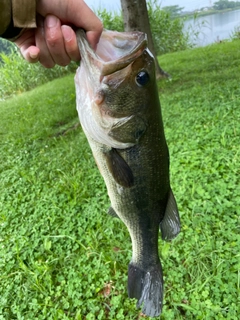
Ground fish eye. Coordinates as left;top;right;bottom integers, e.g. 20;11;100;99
135;71;150;87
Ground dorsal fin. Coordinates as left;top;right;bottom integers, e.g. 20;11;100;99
105;148;134;188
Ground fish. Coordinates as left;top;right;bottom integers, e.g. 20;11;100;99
75;29;181;317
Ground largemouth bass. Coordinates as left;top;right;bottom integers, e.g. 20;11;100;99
75;29;180;317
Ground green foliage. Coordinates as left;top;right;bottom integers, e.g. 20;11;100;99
0;50;77;100
158;40;240;318
162;5;184;18
98;1;193;55
147;1;192;54
96;8;124;31
231;25;240;40
0;40;240;318
213;0;240;10
0;38;15;55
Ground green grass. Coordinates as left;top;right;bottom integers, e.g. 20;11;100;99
0;51;77;100
0;40;240;319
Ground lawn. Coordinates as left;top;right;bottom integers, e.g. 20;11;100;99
0;40;239;319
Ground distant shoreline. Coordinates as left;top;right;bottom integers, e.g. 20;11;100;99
183;7;240;20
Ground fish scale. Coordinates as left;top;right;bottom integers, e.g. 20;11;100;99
75;29;181;317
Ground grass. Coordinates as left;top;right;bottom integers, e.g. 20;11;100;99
0;40;240;319
0;51;77;100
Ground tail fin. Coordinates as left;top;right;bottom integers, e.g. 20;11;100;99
160;188;181;241
128;262;163;317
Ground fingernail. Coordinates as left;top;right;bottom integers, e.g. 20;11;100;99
29;48;39;60
47;15;58;28
62;26;73;42
30;52;38;59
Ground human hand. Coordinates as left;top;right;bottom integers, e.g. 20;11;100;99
15;0;103;68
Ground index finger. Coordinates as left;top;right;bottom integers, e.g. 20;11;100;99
37;0;103;50
72;3;103;50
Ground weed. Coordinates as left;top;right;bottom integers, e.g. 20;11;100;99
0;41;240;319
0;50;77;100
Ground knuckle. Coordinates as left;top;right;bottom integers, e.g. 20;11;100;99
46;29;62;48
46;36;61;48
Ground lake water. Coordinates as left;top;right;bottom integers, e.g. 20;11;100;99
184;9;240;46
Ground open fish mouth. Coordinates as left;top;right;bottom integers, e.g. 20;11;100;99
76;29;147;78
96;30;147;76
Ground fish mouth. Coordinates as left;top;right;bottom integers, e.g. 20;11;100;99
76;29;147;78
97;30;147;76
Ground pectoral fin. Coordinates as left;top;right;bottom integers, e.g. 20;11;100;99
105;148;134;188
160;189;181;241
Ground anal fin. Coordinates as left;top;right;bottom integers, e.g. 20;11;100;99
108;206;119;218
160;188;181;241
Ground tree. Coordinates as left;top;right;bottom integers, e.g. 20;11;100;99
120;0;169;79
213;0;239;10
162;5;184;18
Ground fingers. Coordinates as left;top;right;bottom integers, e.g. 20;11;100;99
67;1;103;50
16;0;104;68
86;30;103;51
73;5;103;50
15;15;80;68
61;25;80;62
15;29;40;63
43;15;71;67
36;15;79;68
37;0;103;50
34;16;55;68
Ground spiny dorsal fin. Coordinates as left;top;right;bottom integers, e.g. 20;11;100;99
105;148;134;188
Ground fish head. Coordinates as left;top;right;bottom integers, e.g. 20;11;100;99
75;29;157;148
